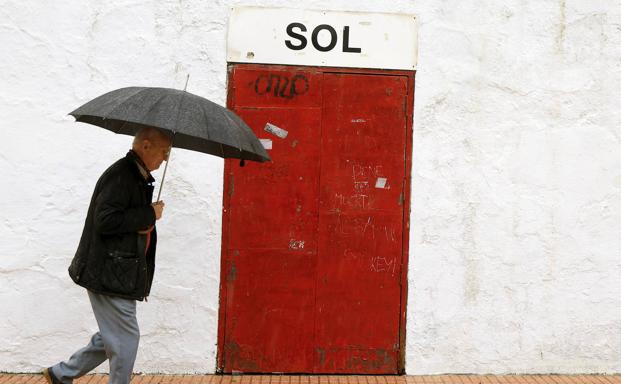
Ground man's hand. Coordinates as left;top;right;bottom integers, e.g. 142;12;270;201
151;201;165;220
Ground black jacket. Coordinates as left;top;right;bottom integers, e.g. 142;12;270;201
68;151;157;301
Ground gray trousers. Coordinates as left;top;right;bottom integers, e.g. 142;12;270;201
51;291;139;384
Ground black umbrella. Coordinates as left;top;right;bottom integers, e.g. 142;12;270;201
69;82;270;199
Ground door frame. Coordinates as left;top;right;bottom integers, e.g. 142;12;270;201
217;63;415;374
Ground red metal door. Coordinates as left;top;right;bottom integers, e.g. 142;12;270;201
314;73;407;373
219;64;412;374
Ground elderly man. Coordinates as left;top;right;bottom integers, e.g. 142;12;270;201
43;126;171;384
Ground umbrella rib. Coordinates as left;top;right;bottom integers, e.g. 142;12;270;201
93;87;145;132
171;89;186;136
198;97;211;140
103;88;147;133
217;107;243;153
140;90;175;131
109;88;172;133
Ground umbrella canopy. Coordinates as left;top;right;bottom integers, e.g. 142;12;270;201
69;86;270;163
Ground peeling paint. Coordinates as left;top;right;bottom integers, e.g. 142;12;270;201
316;347;326;365
224;341;261;371
345;349;395;371
228;262;237;282
288;239;305;250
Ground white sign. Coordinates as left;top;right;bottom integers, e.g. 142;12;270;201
227;7;417;70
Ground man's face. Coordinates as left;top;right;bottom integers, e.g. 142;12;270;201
141;137;171;171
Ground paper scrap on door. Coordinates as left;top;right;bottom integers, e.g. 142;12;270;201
265;122;288;139
375;177;388;189
259;138;273;150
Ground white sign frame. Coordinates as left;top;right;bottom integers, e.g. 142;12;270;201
227;7;418;70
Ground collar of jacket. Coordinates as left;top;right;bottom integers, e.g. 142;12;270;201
126;150;155;184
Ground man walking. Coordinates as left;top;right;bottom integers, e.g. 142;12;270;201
43;126;172;384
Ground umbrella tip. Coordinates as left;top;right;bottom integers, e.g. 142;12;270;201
239;159;245;167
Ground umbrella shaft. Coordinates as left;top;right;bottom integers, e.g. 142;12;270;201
156;154;168;202
156;134;175;202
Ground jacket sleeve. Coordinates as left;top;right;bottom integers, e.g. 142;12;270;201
93;173;156;235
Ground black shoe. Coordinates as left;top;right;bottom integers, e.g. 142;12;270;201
42;367;61;384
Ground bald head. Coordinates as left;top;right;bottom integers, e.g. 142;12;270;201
132;126;170;150
132;126;172;171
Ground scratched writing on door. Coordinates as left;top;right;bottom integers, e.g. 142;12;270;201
344;248;397;275
332;163;387;209
334;215;397;242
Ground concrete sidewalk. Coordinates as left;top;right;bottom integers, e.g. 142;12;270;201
1;374;620;384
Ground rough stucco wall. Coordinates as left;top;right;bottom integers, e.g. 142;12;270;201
0;0;230;373
406;0;621;374
1;0;620;375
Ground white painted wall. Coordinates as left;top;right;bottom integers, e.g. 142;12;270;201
1;0;620;375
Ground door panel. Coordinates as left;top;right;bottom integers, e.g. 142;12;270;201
227;108;321;251
221;65;410;374
313;74;406;373
223;248;316;372
224;104;321;372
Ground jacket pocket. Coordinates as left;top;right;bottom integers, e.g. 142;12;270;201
101;251;139;294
